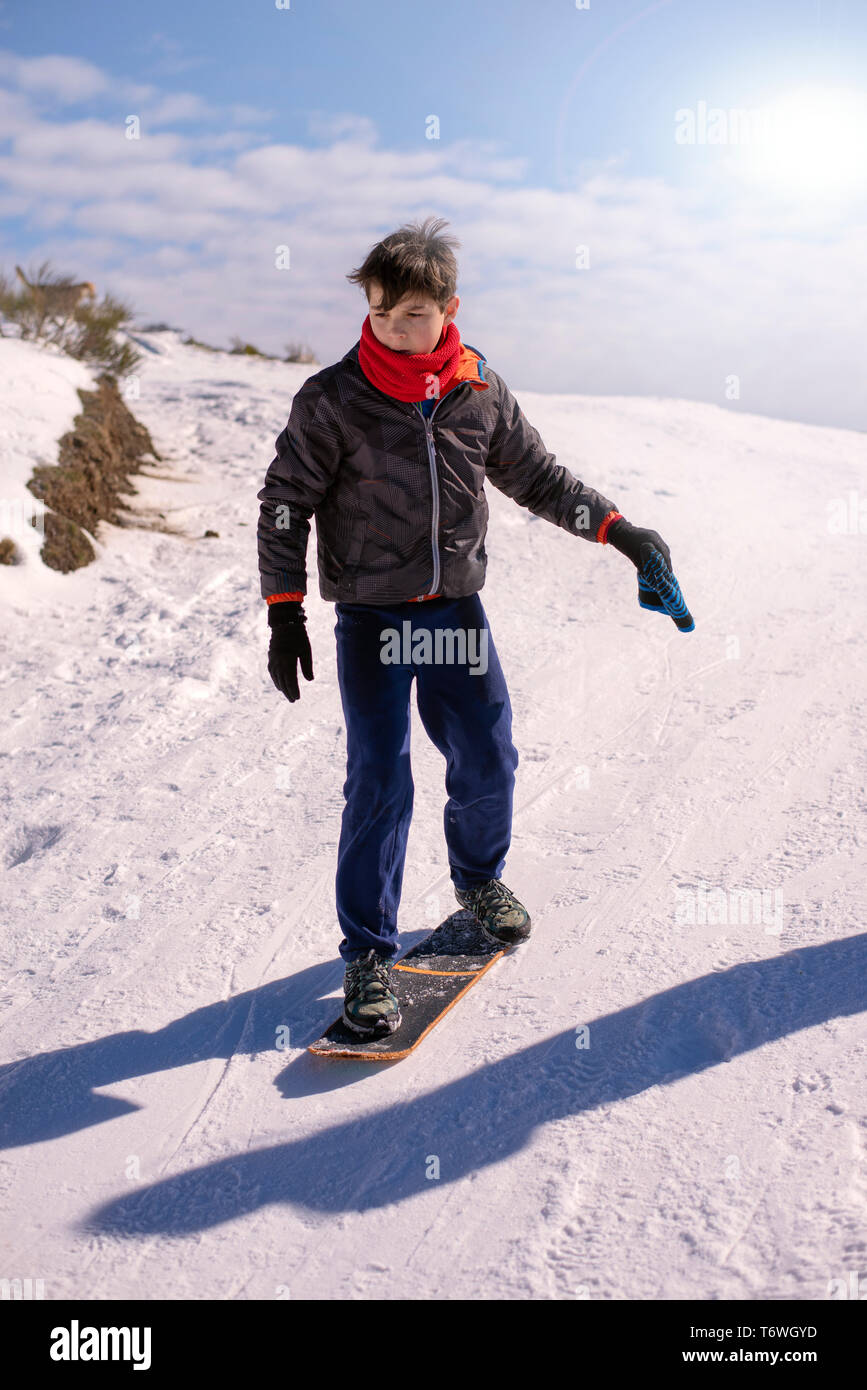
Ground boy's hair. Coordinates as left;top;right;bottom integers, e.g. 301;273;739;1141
346;215;460;312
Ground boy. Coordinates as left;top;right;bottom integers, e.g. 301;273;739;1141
257;217;674;1039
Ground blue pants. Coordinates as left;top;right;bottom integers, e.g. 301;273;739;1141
334;593;519;962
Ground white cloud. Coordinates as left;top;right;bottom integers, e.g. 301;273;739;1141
140;32;210;78
143;92;218;126
124;82;159;105
0;51;275;144
0;83;32;136
444;138;528;183
0;60;864;430
229;103;274;126
0;50;107;102
305;111;379;145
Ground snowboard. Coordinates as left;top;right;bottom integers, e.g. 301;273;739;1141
308;912;511;1061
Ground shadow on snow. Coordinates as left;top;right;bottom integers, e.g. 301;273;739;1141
0;933;862;1235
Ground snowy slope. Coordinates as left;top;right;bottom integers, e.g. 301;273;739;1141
0;338;94;593
0;329;864;1301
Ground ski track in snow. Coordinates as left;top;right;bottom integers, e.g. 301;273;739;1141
0;332;865;1300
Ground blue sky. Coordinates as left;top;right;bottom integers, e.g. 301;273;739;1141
1;0;866;428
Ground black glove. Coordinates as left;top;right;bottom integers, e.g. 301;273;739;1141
606;517;672;572
267;601;313;702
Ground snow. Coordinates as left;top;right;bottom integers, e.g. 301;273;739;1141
0;338;93;595
0;328;864;1300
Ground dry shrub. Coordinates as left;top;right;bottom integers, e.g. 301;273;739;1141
0;261;142;377
26;374;161;572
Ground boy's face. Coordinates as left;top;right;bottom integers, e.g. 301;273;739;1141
367;279;460;355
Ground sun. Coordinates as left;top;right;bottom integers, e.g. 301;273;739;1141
738;85;867;199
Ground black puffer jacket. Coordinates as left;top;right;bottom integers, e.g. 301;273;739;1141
257;339;618;605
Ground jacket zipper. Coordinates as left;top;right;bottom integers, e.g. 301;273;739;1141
390;382;471;597
415;386;463;596
422;409;441;594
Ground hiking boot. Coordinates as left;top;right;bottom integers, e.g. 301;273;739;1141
342;948;402;1037
455;879;532;945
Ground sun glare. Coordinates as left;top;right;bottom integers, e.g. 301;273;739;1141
739;86;867;198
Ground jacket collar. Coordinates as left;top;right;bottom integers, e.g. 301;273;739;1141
446;340;489;393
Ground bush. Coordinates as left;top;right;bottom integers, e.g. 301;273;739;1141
26;373;161;572
0;260;142;377
39;512;96;573
229;335;319;362
229;335;271;357
66;293;142;376
182;333;221;352
284;340;318;364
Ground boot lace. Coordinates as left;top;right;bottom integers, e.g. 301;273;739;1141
475;879;511;912
346;951;392;1002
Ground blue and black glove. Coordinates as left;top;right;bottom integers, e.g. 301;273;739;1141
607;518;695;633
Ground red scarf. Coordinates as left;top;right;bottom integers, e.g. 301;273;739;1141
357;313;462;402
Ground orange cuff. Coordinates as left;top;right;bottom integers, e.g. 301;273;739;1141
266;591;305;604
596;510;622;544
